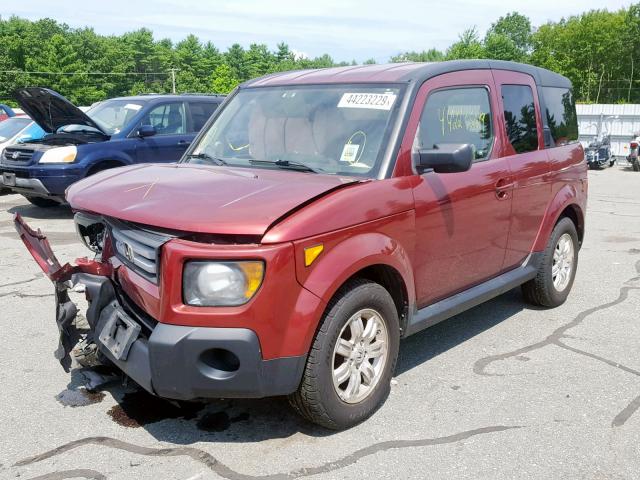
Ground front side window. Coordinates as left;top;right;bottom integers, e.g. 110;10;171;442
413;87;494;161
186;85;402;178
143;102;186;135
87;100;146;135
543;87;578;147
502;85;539;154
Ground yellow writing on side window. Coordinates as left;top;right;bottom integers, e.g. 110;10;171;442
438;106;487;136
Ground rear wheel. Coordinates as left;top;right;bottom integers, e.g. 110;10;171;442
289;279;400;430
522;217;579;307
633;161;640;172
24;195;60;208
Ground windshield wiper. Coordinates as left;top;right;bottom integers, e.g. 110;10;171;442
185;152;228;166
249;158;319;173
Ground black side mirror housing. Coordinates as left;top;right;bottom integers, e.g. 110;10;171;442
137;124;157;138
416;143;474;174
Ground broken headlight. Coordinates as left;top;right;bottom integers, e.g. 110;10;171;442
74;212;105;253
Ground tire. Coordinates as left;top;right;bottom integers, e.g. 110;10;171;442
288;279;400;430
87;161;123;177
634;162;640;172
24;195;60;208
522;217;579;307
609;159;615;167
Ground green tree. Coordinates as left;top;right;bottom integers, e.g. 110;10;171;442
446;28;486;59
211;63;239;94
390;48;444;62
0;7;637;105
484;33;523;62
486;12;532;53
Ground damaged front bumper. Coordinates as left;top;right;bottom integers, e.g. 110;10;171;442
14;214;306;400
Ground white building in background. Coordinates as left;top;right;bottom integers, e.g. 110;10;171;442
577;104;640;158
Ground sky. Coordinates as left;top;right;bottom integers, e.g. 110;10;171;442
5;0;632;63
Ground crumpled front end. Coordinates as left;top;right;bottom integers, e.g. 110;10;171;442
13;213;310;400
14;213;112;371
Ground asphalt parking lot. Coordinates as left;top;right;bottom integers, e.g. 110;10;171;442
1;164;640;480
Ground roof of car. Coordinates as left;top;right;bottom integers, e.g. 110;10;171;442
108;93;225;102
243;60;571;89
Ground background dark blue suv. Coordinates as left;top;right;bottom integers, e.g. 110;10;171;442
0;88;223;207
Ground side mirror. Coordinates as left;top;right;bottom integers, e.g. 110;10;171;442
416;143;474;174
137;124;157;138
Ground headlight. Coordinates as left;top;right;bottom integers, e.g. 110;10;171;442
183;261;264;306
39;146;77;164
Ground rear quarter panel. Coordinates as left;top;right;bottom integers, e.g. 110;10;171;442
533;143;587;251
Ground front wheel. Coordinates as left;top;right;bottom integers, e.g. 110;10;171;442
522;217;579;307
289;279;400;430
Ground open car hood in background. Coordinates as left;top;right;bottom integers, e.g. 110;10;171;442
13;87;105;134
66;163;361;236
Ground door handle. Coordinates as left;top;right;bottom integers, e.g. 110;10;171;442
178;140;191;146
495;179;514;200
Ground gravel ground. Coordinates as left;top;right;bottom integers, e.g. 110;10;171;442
1;164;639;480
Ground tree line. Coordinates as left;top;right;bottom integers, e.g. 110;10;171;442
0;5;636;106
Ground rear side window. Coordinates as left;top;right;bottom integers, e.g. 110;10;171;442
189;101;219;132
414;87;494;161
543;87;578;147
501;85;538;154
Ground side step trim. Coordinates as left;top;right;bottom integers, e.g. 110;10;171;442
404;253;542;337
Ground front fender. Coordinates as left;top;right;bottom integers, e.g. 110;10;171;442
532;182;585;251
294;210;416;317
77;143;134;170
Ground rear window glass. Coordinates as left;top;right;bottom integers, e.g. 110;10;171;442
502;85;538;154
414;87;494;161
189;102;219;132
543;87;578;147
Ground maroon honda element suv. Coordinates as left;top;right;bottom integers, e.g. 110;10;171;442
16;60;586;429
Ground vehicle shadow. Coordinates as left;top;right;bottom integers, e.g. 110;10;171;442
66;288;533;444
67;367;333;444
396;288;535;375
7;202;73;220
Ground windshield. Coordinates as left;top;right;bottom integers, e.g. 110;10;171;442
0;117;31;142
86;99;146;135
186;85;402;177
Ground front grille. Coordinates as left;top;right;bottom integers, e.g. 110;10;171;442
3;147;34;162
106;218;173;284
114;284;159;337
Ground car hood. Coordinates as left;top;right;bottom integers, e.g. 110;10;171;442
66;164;361;236
13;87;105;135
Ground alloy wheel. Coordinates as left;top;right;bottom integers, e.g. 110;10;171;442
332;308;389;404
552;233;575;292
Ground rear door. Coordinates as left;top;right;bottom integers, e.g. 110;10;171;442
403;70;514;306
492;71;550;268
135;101;192;163
186;100;220;134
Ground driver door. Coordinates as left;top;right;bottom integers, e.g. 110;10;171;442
404;70;514;306
135;102;192;163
